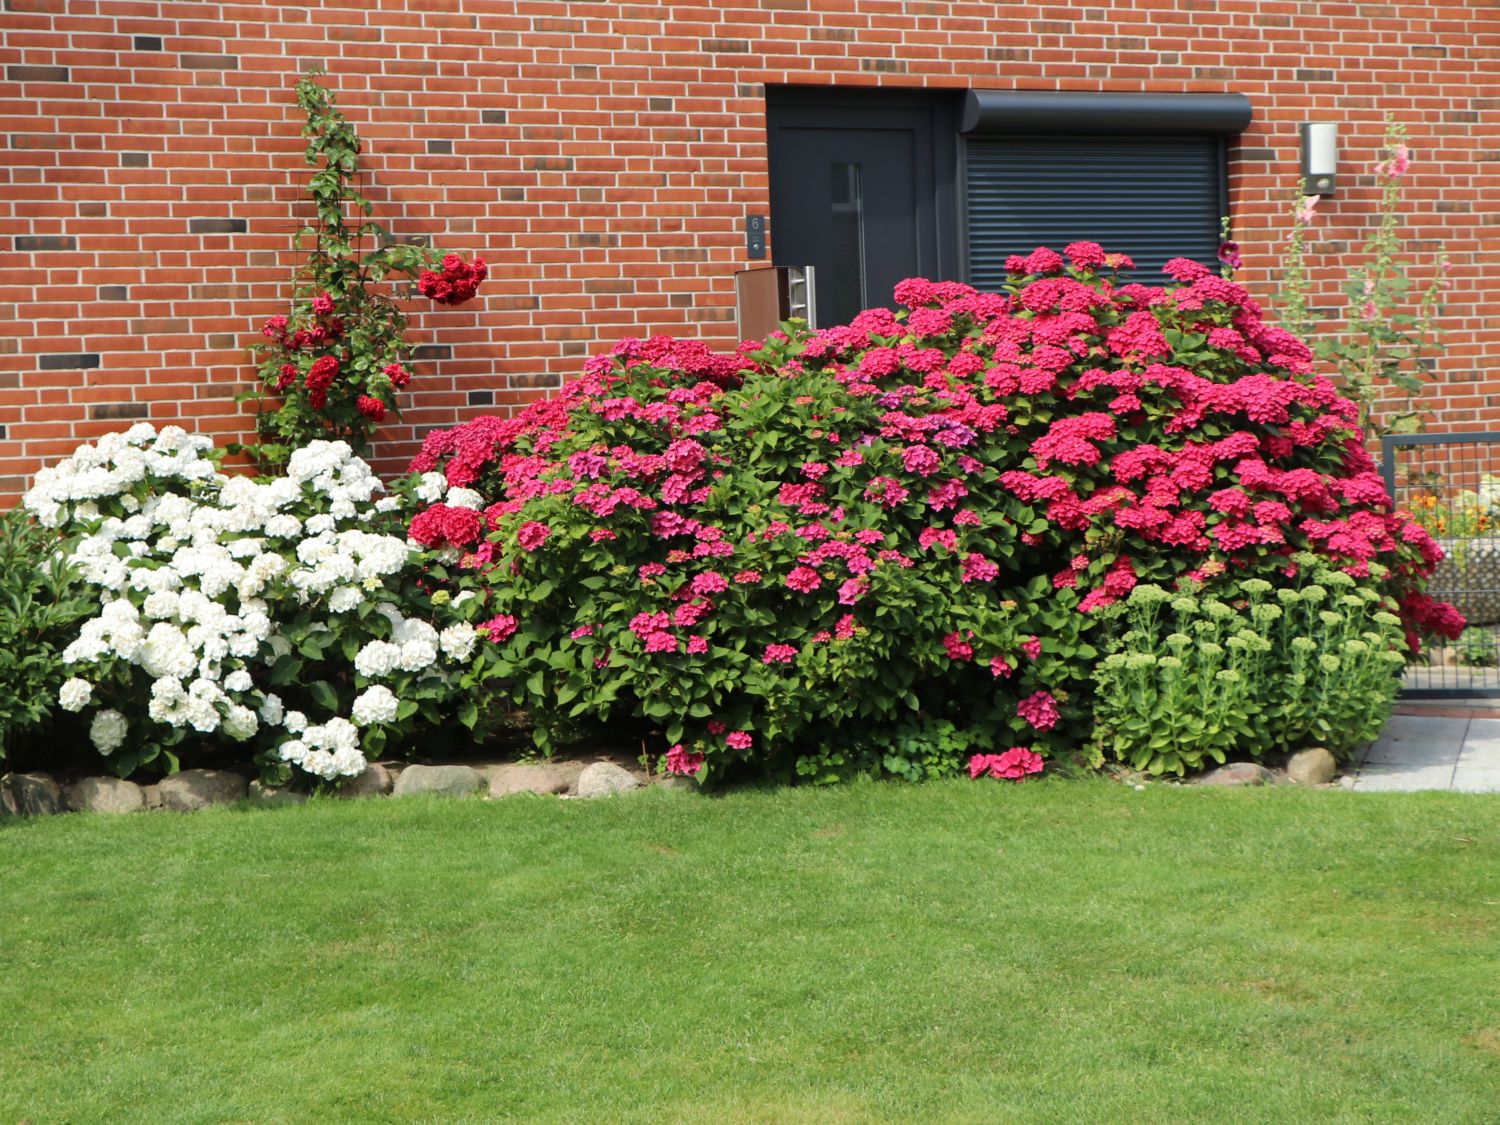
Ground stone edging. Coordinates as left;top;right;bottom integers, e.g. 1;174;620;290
0;758;689;819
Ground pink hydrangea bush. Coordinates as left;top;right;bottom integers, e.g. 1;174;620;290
406;242;1459;781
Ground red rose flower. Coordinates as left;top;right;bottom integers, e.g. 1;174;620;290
305;354;339;390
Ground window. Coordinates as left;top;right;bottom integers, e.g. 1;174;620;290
960;91;1251;286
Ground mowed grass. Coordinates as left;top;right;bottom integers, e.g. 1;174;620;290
3;781;1499;1124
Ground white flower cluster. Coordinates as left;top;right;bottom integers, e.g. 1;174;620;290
22;423;216;529
276;716;364;780
24;427;474;781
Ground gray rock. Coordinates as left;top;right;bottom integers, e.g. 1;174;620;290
485;761;584;798
338;762;395;799
247;781;308;807
576;761;642;798
1286;747;1338;786
141;784;163;810
157;769;248;811
391;764;482;798
1196;761;1276;787
64;776;146;814
653;775;697;792
0;772;62;817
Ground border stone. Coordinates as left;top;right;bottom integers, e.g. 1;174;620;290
1195;762;1276;787
338;762;395;798
1286;747;1338;786
391;764;482;798
247;781;308;807
0;772;62;817
157;769;248;811
576;761;642;798
64;776;146;814
485;761;585;798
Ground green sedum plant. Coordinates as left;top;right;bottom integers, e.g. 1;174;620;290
1091;557;1408;775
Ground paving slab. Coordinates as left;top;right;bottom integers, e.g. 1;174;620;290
1451;769;1500;794
1352;762;1458;792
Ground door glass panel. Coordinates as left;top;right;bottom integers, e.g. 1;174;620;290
826;162;866;325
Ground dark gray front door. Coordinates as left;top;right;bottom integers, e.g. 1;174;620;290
766;91;959;327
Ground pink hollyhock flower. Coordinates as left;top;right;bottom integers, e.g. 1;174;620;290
1017;690;1060;731
763;643;798;664
665;744;704;776
1295;194;1318;225
517;521;551;551
785;566;822;593
725;731;752;750
1217;240;1242;270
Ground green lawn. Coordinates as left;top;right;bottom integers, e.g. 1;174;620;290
3;781;1499;1123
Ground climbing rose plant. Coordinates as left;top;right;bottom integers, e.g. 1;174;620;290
404;243;1461;783
248;73;486;468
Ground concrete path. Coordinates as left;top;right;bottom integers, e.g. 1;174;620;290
1349;707;1500;792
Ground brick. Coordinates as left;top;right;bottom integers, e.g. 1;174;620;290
180;54;238;70
89;403;149;420
187;218;248;234
14;235;78;251
39;353;101;370
6;65;69;82
0;0;1490;506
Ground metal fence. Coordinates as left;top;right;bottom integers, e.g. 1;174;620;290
1381;432;1500;698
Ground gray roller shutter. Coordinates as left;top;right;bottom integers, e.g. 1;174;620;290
966;135;1224;290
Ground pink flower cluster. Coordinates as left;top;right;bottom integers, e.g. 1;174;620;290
399;243;1458;782
968;748;1044;780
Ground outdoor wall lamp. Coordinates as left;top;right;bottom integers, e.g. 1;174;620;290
1300;122;1338;196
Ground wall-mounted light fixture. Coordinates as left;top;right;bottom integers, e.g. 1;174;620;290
1300;122;1338;196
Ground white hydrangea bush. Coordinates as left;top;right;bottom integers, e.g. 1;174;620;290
23;424;491;784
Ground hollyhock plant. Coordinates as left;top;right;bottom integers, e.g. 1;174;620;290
248;73;486;469
404;244;1457;783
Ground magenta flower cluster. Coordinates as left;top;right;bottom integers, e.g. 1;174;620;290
404;243;1458;780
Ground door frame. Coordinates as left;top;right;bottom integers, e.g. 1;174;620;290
764;86;965;297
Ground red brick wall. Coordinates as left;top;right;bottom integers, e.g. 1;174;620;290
2;0;1494;499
